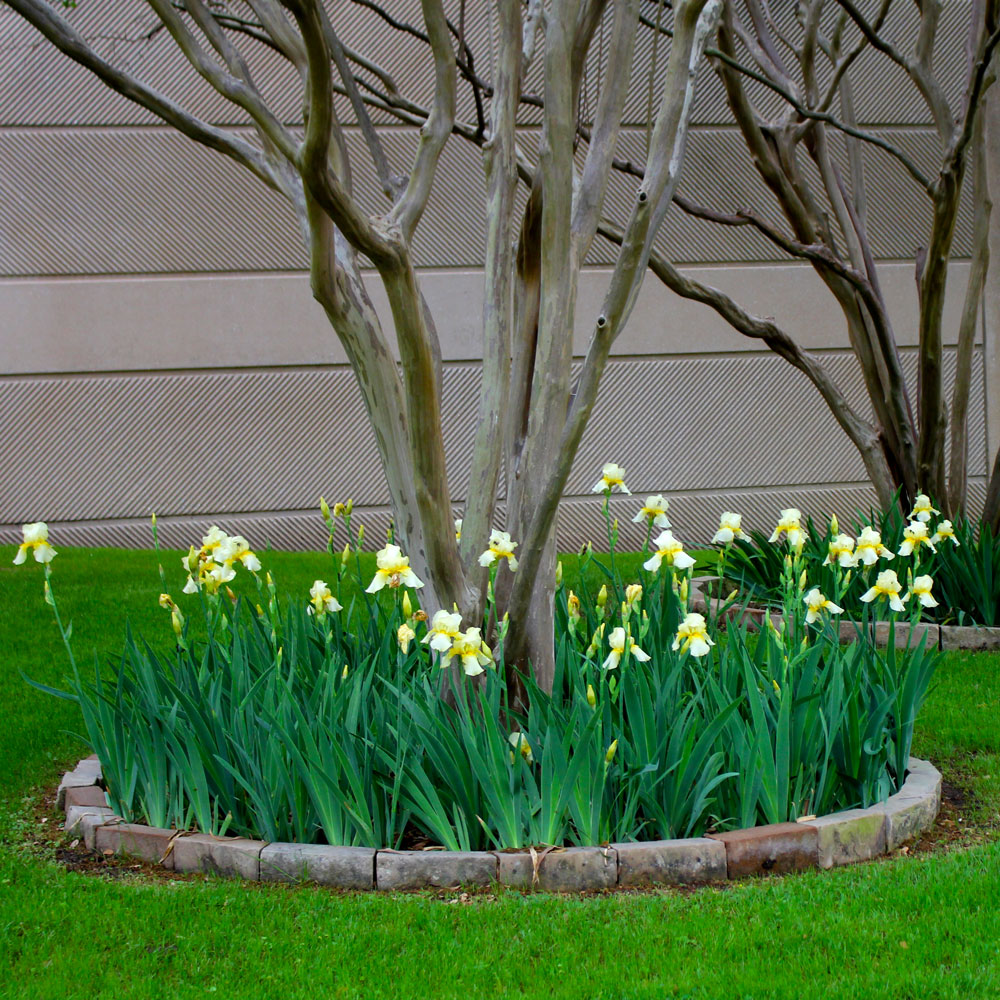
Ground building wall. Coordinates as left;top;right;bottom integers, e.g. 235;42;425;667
0;1;988;552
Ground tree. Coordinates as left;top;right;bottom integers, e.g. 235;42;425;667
654;0;1000;520
5;0;722;693
357;0;1000;521
9;0;999;699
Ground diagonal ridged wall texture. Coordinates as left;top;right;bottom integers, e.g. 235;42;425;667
0;1;990;552
0;348;986;549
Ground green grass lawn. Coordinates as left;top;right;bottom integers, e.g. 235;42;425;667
2;544;999;999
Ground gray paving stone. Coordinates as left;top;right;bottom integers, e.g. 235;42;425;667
64;803;115;839
64;785;108;810
881;794;936;850
904;757;943;796
614;838;726;886
79;811;117;852
687;577;715;615
881;759;942;850
941;625;1000;650
871;621;939;650
940;625;1000;651
376;850;497;891
170;834;264;879
837;621;940;649
95;823;177;868
497;846;617;892
260;843;375;888
56;759;104;810
810;808;887;868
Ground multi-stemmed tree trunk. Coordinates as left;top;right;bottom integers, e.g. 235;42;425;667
6;0;721;692
11;0;1000;701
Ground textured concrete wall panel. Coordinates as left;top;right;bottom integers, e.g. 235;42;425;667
0;129;304;276
0;3;301;127
0;349;984;543
0;260;975;373
0;126;970;277
0;2;969;129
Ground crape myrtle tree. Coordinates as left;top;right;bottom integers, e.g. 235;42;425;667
5;0;723;692
657;0;1000;521
362;0;1000;521
8;0;1000;692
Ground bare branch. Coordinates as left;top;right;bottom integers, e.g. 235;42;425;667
341;42;400;96
508;0;722;631
572;0;641;257
948;22;1000;185
949;110;990;512
733;0;799;98
596;219;881;458
521;0;544;74
149;0;298;164
5;0;291;194
460;0;521;584
181;0;256;80
319;10;402;200
832;0;953;140
816;0;893;113
636;0;931;189
388;0;456;241
245;0;306;72
283;0;389;262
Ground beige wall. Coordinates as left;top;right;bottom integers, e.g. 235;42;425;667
0;260;975;371
0;1;987;552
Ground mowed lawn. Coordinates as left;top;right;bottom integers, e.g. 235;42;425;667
1;545;999;1000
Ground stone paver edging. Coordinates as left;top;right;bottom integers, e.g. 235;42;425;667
59;754;942;892
690;576;1000;651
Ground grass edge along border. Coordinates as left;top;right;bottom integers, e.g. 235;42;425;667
59;755;942;892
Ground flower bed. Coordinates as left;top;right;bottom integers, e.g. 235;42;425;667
18;474;940;854
711;498;1000;628
59;753;942;891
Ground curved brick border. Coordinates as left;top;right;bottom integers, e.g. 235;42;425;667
691;576;1000;652
58;754;941;892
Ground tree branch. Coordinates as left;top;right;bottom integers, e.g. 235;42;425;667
507;0;722;631
388;0;456;242
572;0;641;258
5;0;291;195
283;0;390;262
150;0;299;165
460;0;521;590
319;10;402;200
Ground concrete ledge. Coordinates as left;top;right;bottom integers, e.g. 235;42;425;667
708;822;819;877
56;756;103;810
496;846;618;892
376;850;497;891
78;811;115;852
810;808;887;869
95;823;177;868
260;843;375;888
64;785;108;810
64;804;116;847
58;755;942;891
882;757;943;850
614;838;726;886
865;621;940;650
940;625;1000;651
170;834;265;880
